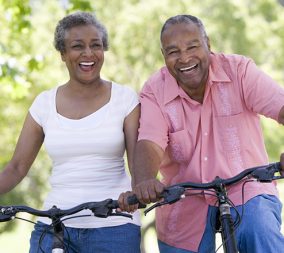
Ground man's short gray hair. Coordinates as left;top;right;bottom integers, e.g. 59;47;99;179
160;14;208;41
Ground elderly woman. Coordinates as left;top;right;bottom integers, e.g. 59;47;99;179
0;11;141;253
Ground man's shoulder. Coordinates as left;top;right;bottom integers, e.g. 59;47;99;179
146;66;168;84
212;52;251;66
143;66;170;93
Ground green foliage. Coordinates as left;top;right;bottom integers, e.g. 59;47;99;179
0;0;283;239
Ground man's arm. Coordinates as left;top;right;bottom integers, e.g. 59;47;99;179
132;140;165;204
279;106;284;170
278;105;284;125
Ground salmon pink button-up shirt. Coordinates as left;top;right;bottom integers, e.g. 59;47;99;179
138;53;284;251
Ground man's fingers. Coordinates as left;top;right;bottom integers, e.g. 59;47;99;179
280;153;284;169
134;179;165;204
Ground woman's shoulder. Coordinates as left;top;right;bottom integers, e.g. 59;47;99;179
111;82;138;97
35;86;58;101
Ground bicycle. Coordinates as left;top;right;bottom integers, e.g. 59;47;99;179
0;198;144;253
129;162;284;253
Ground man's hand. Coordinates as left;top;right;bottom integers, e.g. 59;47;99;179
134;178;165;204
280;153;284;175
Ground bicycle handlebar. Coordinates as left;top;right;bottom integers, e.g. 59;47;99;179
128;162;284;214
0;199;131;222
174;162;282;189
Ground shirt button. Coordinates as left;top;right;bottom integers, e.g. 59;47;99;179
204;157;208;161
204;132;208;136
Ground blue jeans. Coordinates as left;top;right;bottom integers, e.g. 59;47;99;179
158;194;284;253
29;222;141;253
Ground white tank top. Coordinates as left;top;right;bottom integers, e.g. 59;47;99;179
29;82;140;228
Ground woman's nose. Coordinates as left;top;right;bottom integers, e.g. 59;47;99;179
82;46;93;56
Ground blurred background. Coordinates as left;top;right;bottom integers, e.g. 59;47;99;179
0;0;284;252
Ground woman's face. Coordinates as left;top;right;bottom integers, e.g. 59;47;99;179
61;24;105;85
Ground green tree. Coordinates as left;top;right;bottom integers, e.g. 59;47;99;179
0;1;283;252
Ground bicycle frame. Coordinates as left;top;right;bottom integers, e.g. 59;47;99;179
214;181;238;253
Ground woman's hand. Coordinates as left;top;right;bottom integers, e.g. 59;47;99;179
117;191;139;213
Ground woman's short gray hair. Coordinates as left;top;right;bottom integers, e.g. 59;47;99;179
54;11;109;53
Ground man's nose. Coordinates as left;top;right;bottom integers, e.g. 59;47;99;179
179;51;191;63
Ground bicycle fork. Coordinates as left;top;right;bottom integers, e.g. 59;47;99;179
216;185;238;253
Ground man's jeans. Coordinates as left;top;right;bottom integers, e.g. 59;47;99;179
29;222;141;253
158;194;284;253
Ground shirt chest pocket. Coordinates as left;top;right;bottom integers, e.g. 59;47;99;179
212;83;244;117
168;129;193;164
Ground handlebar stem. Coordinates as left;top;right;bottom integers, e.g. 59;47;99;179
51;216;65;252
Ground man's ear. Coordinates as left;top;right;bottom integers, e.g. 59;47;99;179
161;48;165;57
206;36;211;51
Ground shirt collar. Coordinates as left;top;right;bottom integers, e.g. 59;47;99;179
163;67;180;104
163;53;231;105
208;53;231;84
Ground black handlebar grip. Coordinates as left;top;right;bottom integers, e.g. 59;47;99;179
0;214;13;222
110;200;120;209
127;195;140;205
127;195;147;208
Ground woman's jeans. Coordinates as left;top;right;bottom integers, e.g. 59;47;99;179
29;222;141;253
158;194;284;253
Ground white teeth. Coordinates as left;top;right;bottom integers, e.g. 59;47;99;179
180;64;197;72
80;62;94;66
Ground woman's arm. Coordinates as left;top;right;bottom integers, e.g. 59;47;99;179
123;104;140;179
118;105;140;211
0;112;44;194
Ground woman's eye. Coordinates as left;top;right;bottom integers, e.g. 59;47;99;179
91;43;103;49
72;44;83;49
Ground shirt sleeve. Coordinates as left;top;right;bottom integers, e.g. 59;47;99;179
241;58;284;121
138;83;169;151
29;90;50;128
123;86;139;116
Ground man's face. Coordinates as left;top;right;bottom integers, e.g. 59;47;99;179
161;22;211;97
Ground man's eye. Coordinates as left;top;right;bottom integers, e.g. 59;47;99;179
189;45;198;50
168;50;178;55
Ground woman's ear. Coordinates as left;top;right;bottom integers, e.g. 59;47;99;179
61;52;66;62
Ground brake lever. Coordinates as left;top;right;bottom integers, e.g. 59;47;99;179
144;201;166;215
251;162;282;182
91;199;133;219
0;206;16;222
109;211;133;219
144;186;185;216
162;186;185;204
